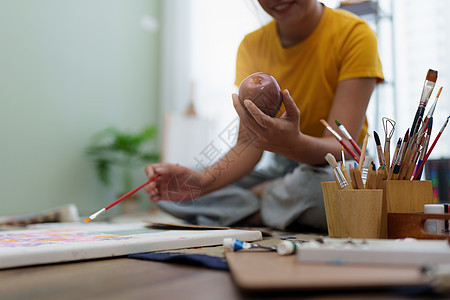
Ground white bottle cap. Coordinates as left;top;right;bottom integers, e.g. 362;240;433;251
223;238;236;252
424;204;444;214
277;240;297;256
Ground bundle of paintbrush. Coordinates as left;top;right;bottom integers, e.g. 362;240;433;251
320;119;360;162
325;151;384;190
321;69;448;184
375;69;449;181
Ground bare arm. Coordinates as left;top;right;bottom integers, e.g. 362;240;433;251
200;125;263;194
236;77;377;165
145;119;263;202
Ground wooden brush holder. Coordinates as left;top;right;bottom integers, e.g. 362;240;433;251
380;180;434;238
321;181;340;238
321;181;383;238
388;212;450;239
337;189;383;239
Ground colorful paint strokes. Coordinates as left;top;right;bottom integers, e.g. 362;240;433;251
0;228;133;247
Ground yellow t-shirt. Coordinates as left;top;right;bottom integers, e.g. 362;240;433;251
235;5;384;143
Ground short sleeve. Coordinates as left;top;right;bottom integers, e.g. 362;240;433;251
338;22;384;84
235;37;258;87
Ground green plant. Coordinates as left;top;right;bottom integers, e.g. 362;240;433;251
86;125;160;194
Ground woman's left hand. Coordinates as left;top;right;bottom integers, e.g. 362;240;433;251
232;89;302;155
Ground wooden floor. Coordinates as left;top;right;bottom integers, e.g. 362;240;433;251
0;257;240;300
0;256;437;300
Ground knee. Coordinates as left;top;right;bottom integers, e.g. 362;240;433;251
250;180;274;198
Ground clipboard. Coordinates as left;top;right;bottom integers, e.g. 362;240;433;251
226;251;429;291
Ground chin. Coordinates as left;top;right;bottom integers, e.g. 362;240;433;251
265;0;315;23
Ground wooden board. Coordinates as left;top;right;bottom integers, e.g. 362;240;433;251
144;221;273;236
388;212;450;239
0;223;261;269
145;221;231;230
226;251;428;291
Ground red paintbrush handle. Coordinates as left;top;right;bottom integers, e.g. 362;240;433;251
105;175;160;210
349;139;362;155
340;140;360;163
413;132;442;180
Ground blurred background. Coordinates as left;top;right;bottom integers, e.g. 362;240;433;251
1;0;449;217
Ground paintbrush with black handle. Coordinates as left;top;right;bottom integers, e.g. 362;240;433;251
410;69;437;137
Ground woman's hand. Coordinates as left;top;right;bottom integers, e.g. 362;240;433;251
232;89;303;156
144;163;206;203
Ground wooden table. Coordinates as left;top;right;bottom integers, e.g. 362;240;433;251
0;256;436;300
0;257;240;300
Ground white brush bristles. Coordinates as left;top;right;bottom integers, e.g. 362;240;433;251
361;156;374;184
363;156;374;169
325;153;338;169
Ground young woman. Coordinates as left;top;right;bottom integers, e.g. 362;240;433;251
145;0;383;232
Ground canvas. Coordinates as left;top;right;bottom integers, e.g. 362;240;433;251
0;222;262;269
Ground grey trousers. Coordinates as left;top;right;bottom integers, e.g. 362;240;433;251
157;154;334;231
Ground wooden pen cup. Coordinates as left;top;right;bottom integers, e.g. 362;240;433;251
321;181;341;238
380;180;434;238
321;182;383;239
337;189;383;239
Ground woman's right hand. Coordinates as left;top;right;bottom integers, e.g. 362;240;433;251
144;163;206;203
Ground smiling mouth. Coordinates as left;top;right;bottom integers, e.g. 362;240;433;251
273;2;294;12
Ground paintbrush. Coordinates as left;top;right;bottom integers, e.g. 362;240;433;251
376;165;385;189
388;138;402;180
352;165;365;189
349;167;358;189
414;116;449;180
361;156;374;186
410;69;438;137
399;129;410;161
391;162;401;180
320;119;359;163
417;86;442;146
409;116;422;149
415;124;429;170
365;161;377;189
399;132;418;180
340;146;351;185
335;120;362;155
392;130;409;180
424;86;442;125
341;162;352;189
414;118;433;180
83;175;160;223
325;153;350;189
358;133;369;171
373;131;387;172
405;133;422;180
341;145;346;166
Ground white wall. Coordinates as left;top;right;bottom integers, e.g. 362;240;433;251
184;0;269;166
159;0;270;168
0;0;162;216
393;0;450;158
